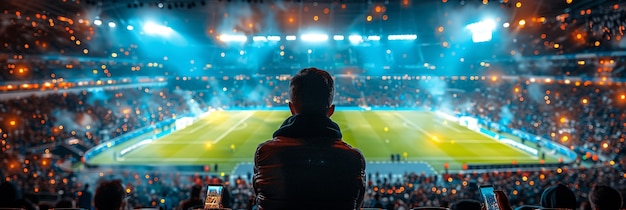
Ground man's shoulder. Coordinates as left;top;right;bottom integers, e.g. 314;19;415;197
257;136;299;148
257;136;362;155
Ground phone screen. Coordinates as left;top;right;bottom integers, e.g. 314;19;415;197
204;185;223;210
480;185;500;210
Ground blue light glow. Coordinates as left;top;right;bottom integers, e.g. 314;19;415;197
267;36;281;41
285;35;297;41
387;34;417;41
348;35;363;44
466;19;496;43
301;34;329;42
367;35;381;41
143;22;174;37
218;34;247;42
252;36;267;42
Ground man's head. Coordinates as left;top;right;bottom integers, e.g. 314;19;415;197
94;180;126;210
190;184;202;198
450;199;482;210
589;185;623;210
289;68;335;116
540;184;577;209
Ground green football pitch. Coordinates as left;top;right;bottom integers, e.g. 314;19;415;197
87;110;557;174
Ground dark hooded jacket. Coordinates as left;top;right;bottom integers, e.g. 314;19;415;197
253;113;366;210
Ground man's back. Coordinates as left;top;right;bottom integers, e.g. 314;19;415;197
253;68;366;209
254;136;365;209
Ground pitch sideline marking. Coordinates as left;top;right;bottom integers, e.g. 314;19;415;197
119;155;538;163
183;117;219;134
120;111;255;161
208;111;255;144
394;112;435;139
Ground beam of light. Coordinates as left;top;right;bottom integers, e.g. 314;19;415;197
143;22;174;37
333;35;344;41
387;34;417;40
286;35;297;41
301;33;329;42
348;35;363;44
466;19;496;43
267;36;281;41
367;35;381;41
218;34;247;42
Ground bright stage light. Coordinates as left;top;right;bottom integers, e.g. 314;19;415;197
252;36;267;42
108;22;116;28
348;35;363;44
387;34;417;40
218;34;248;42
333;35;344;41
126;25;134;31
143;22;173;36
301;34;329;42
267;36;281;41
466;19;496;43
367;35;381;41
286;35;297;41
93;19;102;26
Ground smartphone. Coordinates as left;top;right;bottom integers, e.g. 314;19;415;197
204;184;224;210
479;184;500;210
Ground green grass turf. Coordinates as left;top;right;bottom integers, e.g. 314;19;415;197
87;110;558;174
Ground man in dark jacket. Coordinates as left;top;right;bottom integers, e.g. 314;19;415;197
253;68;366;210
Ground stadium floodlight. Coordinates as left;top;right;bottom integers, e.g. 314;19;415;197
252;36;267;42
108;22;116;28
367;35;381;41
301;34;329;42
267;36;281;41
387;34;417;40
286;35;297;41
126;25;134;31
143;22;174;37
93;19;102;26
466;19;496;43
218;34;247;42
348;35;363;44
333;35;345;41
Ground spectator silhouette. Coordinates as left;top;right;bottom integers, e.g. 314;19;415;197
589;185;623;210
539;184;576;209
94;180;126;210
0;181;37;210
55;196;76;208
77;183;93;210
178;184;204;210
450;199;481;210
0;181;19;208
253;68;366;209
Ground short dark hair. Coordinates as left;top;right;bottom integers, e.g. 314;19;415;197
450;199;482;210
540;184;577;209
289;68;334;114
94;180;126;210
590;185;623;210
191;184;202;198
